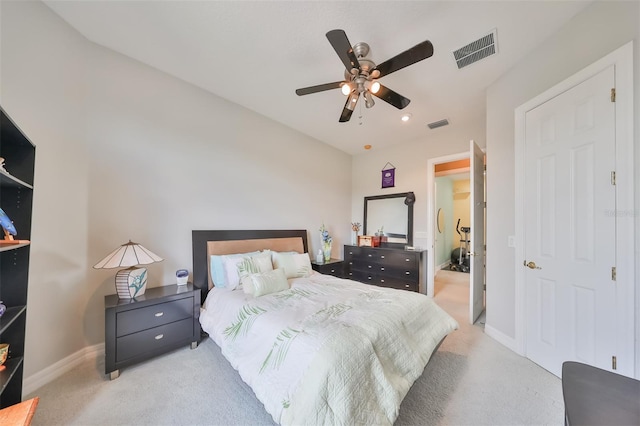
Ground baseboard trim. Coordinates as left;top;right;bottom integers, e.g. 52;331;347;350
485;324;521;354
23;343;104;397
437;261;451;270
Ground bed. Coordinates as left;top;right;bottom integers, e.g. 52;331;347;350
192;229;458;425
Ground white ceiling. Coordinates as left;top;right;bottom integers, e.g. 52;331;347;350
44;1;592;155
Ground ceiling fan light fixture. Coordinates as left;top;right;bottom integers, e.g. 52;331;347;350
341;83;352;96
368;81;381;94
364;92;375;108
346;93;359;111
401;113;413;122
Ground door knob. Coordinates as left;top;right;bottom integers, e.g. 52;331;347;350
524;260;541;270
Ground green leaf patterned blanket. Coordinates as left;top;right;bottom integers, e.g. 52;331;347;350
200;272;458;425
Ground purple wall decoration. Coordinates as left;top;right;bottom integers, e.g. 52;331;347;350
381;162;396;188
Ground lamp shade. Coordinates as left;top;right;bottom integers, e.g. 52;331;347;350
93;241;163;269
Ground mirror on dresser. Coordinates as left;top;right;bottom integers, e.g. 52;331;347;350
363;192;414;248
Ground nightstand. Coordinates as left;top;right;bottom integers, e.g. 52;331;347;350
104;284;201;379
311;258;344;278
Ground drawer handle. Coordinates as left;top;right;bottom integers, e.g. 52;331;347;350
368;254;372;257
381;279;385;283
368;265;372;269
367;277;372;280
405;284;410;288
155;312;164;317
406;271;411;275
155;334;164;340
380;267;385;271
349;273;353;276
349;262;353;265
381;255;385;259
406;258;410;262
330;269;335;273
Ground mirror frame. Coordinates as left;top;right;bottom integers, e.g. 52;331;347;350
363;192;414;247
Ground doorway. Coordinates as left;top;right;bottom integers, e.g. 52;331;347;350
427;141;486;324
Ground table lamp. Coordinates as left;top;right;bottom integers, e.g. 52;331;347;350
93;240;163;299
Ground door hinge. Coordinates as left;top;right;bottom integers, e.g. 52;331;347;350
611;88;616;102
611;266;617;281
612;356;617;370
611;171;616;185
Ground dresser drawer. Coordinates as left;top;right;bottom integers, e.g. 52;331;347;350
376;250;418;268
378;279;419;292
377;264;419;282
344;246;365;259
346;270;418;292
116;297;193;337
116;318;193;362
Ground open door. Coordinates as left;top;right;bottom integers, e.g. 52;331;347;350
469;140;485;323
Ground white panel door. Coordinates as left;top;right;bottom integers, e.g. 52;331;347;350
524;65;617;377
469;140;485;324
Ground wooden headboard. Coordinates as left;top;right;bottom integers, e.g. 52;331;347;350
191;230;309;302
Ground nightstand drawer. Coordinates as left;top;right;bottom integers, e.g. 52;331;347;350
116;318;193;362
116;297;193;337
315;263;343;277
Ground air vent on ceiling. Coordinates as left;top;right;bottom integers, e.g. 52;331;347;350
453;29;498;69
428;118;450;129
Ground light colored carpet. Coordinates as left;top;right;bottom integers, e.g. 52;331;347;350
28;272;564;425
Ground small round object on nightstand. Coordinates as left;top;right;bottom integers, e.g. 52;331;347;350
176;269;189;285
0;301;6;318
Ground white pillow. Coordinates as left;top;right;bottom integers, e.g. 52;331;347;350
251;268;289;297
272;252;312;279
222;251;272;290
210;250;260;288
237;253;274;295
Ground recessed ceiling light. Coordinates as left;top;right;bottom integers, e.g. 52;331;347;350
401;113;412;122
364;144;372;150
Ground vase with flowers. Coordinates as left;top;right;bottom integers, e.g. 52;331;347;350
351;222;361;245
319;223;332;262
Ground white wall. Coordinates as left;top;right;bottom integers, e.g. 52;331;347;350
1;1;351;378
351;123;485;252
485;1;640;342
1;0;91;381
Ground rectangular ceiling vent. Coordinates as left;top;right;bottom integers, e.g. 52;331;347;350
428;118;450;130
453;29;498;69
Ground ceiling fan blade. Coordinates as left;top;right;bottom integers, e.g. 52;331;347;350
339;93;359;122
372;85;411;109
295;81;344;96
326;29;361;72
374;40;434;78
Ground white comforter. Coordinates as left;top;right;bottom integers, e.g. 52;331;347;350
200;272;458;425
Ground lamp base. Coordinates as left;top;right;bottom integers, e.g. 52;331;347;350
115;267;148;299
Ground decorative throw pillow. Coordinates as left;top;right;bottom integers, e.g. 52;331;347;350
272;252;312;279
209;251;260;288
237;253;274;294
251;268;289;297
221;251;273;291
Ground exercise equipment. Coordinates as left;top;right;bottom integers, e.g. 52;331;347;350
450;218;470;273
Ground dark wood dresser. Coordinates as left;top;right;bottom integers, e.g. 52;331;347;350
344;245;426;293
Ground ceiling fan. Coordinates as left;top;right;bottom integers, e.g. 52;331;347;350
295;29;434;123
